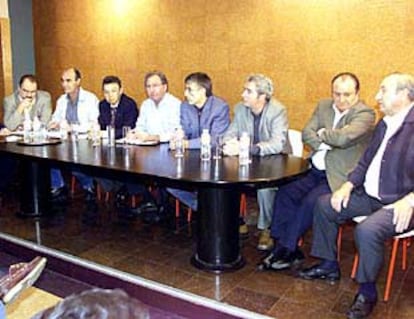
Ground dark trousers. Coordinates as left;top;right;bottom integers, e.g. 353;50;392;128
354;206;414;283
270;167;331;251
310;189;402;283
0;157;16;191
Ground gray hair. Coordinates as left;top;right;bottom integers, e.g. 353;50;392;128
246;74;274;102
389;72;414;101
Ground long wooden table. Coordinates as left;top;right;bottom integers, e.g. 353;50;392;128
0;140;309;272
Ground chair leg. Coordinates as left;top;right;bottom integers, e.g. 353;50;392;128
384;238;400;302
187;207;192;223
337;226;343;261
175;199;180;218
240;193;247;217
402;238;408;271
351;253;358;279
70;175;76;196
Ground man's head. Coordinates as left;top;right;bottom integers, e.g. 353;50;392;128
18;74;38;103
144;71;168;105
331;72;360;112
34;288;149;319
375;72;414;116
241;74;273;112
61;68;81;95
184;72;212;107
102;75;123;105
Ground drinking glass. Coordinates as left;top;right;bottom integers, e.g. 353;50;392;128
213;135;224;159
122;126;131;147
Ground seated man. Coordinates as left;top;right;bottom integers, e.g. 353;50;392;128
0;256;47;318
259;72;375;269
32;288;149;319
167;72;230;212
299;72;414;319
129;70;181;143
48;68;99;202
124;71;181;218
3;74;52;131
223;74;290;251
95;75;140;202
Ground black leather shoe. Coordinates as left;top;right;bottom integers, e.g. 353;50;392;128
50;187;67;204
346;293;377;319
84;187;96;202
298;263;340;281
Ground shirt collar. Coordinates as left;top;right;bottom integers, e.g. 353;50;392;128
383;103;414;127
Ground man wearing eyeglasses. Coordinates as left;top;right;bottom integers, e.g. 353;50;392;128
3;74;52;131
130;71;181;143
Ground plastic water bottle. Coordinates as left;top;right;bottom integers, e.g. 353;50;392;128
23;110;32;142
107;125;115;146
32;116;41;141
175;126;185;158
239;132;250;166
200;129;211;161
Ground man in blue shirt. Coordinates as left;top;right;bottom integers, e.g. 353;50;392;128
168;72;230;212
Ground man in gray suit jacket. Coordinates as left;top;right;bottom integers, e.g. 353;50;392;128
3;74;52;131
223;74;291;251
259;72;376;271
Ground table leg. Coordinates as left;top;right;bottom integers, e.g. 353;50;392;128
19;161;50;217
191;187;245;272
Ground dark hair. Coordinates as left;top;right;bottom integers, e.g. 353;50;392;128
184;72;212;97
67;68;82;80
331;72;360;93
33;288;149;319
19;74;38;87
102;75;122;89
144;71;168;86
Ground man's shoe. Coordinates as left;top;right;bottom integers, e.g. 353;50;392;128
257;248;304;271
115;190;130;208
257;229;274;251
298;263;340;282
84;187;96;202
0;256;47;304
239;222;249;238
346;293;377;319
50;186;67;203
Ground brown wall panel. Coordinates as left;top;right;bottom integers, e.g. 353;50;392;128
33;0;414;129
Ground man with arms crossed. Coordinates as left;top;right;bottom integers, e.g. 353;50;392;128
299;73;414;319
259;72;375;270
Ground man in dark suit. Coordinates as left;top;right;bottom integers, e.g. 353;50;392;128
300;72;414;319
259;72;376;270
96;75;140;199
98;75;138;139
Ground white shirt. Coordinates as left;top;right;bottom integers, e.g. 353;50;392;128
312;104;349;170
364;105;413;199
52;87;99;132
135;92;181;142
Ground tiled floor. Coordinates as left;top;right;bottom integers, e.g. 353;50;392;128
1;183;414;318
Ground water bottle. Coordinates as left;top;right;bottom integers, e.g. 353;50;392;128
23;110;32;143
239;132;250;166
32;116;41;141
175;126;185;158
200;129;211;161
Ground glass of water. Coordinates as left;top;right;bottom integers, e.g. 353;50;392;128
213;135;224;159
122;126;131;147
